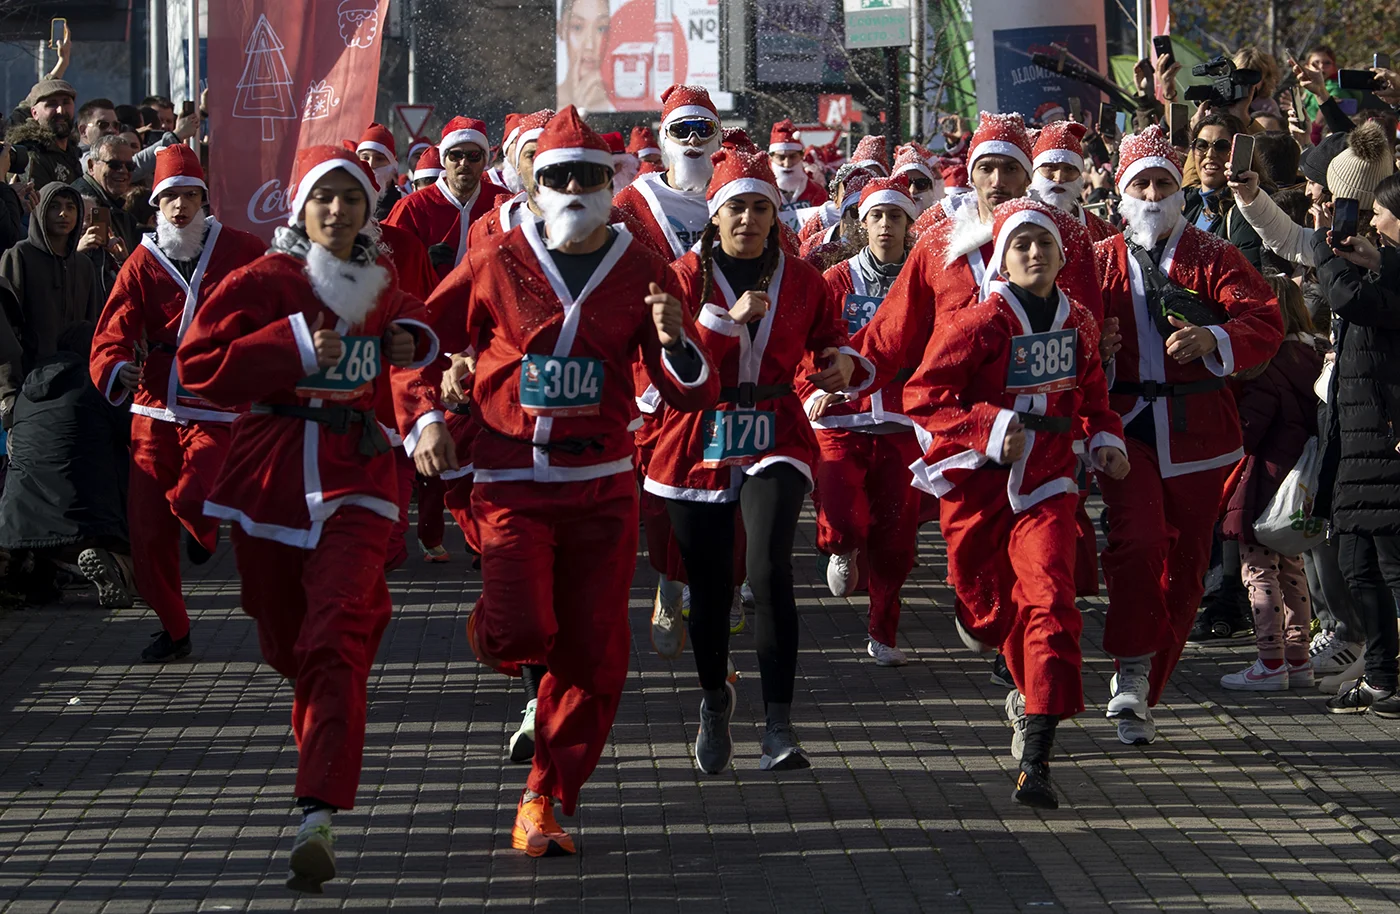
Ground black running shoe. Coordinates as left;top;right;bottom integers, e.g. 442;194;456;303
141;630;192;663
183;529;216;566
990;652;1014;689
1186;589;1252;644
1012;761;1059;809
1327;679;1395;715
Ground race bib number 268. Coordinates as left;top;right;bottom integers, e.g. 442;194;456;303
296;336;380;401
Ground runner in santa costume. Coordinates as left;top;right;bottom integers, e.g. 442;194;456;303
355;122;403;221
485;112;522;192
796;142;887;248
801;175;922;667
770;118;829;231
628;125;663;171
176;146;446;893
913;161;978;237
423;107;718;855
645;143;873;774
1029;120;1118;243
604;131;641;193
892;145;938;219
89;144;266;663
409;146;443;191
1094;126;1281;745
383;116;506;274
905;198;1128;808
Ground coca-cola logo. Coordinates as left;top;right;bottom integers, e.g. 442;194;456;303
247;178;293;224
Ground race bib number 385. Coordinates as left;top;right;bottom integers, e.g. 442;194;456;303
1006;329;1078;394
519;354;604;417
296;336;380;401
702;409;775;468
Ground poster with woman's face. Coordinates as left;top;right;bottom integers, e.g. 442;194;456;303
556;0;722;113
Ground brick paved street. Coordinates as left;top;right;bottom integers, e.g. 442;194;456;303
2;507;1400;912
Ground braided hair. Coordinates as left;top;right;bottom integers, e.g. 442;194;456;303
698;213;783;306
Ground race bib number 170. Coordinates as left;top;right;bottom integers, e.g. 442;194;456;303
1006;329;1078;394
701;409;775;468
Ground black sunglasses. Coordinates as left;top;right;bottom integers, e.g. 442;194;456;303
537;162;612;190
445;148;485;164
1192;138;1232;156
908;176;933;192
665;118;717;142
97;159;134;171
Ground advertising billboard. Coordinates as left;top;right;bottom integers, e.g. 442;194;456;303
991;24;1099;125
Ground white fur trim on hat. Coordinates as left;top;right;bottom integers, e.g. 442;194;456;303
769;142;804;154
439;129;489;155
990;210;1063;276
288;159;376;227
850;159;889;176
532;146;616;174
707;176;780;216
413;166;444;181
969;140;1033;176
663;105;718;127
894;161;934;182
148;175;207;206
1117;155;1182;193
1032;148;1085;173
636;146;661;158
356;141;394;161
517;127;546;148
858;189;917;221
502;127;522;155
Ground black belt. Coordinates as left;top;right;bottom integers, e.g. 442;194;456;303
151;342;178;354
718;383;792;408
251;403;391;457
1113;378;1227;433
484;424;604;456
893;368;914;383
1017;412;1072;434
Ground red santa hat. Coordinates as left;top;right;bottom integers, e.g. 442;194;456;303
1115;124;1182;192
940;162;969;192
500;112;524;155
968;111;1034;176
412;146;444;181
850;135;889;175
438;116;490;155
892;145;933;184
147;143;207;205
628;125;660;158
706;145;779;216
288;145;378;227
408;139;431;161
601;131;626;154
660;84;720;129
355;122;397;164
514;109;554;153
531;105;614;175
839;171;874;213
1032;120;1088;173
989;197;1063;276
721;127;758;152
769;118;803;155
857;175;918;220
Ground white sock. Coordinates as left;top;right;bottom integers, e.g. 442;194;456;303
300;808;332;830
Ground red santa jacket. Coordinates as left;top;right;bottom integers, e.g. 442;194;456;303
373;220;438;444
777;177;830;229
177;248;441;548
911;191;976;238
644;248;873;502
383;176;506;270
418;219;719;485
1094;220;1283;478
91;218;267;424
905;282;1124;512
1081;207;1119;243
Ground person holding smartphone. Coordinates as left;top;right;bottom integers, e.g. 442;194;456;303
1181;114;1267;269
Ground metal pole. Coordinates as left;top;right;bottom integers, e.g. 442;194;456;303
909;1;919;142
884;46;900;149
149;0;163;95
407;0;418;104
188;0;200;150
1136;0;1150;61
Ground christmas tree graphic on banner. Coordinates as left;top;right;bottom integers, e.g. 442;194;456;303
233;14;297;142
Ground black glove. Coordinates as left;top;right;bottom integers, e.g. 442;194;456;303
427;243;456;269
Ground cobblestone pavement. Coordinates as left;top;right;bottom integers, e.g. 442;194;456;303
2;508;1400;913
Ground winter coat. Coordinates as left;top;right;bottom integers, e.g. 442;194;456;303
5;119;82;189
71;173;144;257
1312;234;1400;535
1221;336;1324;543
1183;185;1266;270
0;183;24;254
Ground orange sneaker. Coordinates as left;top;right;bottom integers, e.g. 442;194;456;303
511;793;575;857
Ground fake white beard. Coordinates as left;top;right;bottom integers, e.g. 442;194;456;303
503;156;524;194
612;154;640;194
155;212;207;261
363;217;384;251
372;164;397;202
304;241;389;327
536;185;614;250
773;165;807;195
1030;174;1085;214
913;189;936;214
1117;190;1185;250
662;137;718;192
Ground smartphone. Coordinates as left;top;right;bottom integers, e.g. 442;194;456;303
1290;87;1308;126
1376;53;1392;71
1167;103;1190;148
1331;197;1360;251
1338;69;1384;92
1097;101;1117;139
181;100;195;117
1229;133;1255;180
1084;134;1112;168
1068;96;1082;123
1152;35;1174;64
92;205;110;230
49;18;65;49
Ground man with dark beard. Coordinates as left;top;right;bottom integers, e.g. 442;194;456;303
1093;126;1282;746
89;145;268;662
412;107;718;857
8;79;81;189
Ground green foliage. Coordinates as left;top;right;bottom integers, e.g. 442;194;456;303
1170;0;1399;69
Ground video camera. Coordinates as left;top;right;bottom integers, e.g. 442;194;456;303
1184;56;1261;109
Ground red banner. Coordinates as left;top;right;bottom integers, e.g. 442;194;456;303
208;0;390;239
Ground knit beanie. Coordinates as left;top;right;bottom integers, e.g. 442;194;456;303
1326;122;1395;210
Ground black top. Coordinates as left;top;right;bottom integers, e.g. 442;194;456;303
713;248;767;340
1006;282;1059;334
548;227;619;299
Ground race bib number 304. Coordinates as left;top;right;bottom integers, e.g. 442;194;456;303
296;336;379;401
702;409;775;468
519;354;604;417
1006;329;1078;395
843;294;882;334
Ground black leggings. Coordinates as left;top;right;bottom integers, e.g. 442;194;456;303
1338;533;1400;691
666;463;808;704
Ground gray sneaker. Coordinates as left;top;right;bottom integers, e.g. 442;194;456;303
285;818;336;894
695;681;736;774
650;579;686;659
1005;690;1026;761
759;721;811;771
78;548;134;609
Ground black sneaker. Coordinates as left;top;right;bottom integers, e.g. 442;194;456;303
77;548;134;609
1372;693;1400;720
1186;590;1252;644
1326;679;1394;714
183;528;216;566
990;652;1014;689
141;630;192;663
1012;761;1059;809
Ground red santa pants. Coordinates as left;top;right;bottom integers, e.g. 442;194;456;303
814;428;921;646
415;475;446;549
388;451;415;568
941;470;1084;718
230;506;393;811
1099;437;1228;706
128;415;227;640
470;473;637;815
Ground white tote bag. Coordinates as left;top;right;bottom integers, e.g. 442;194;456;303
1253;436;1326;556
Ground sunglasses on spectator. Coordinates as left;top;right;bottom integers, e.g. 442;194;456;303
1191;138;1232;156
536;162;612;190
908;176;933;192
666;118;717;142
445;148;485;164
97;159;134;171
90;119;118;131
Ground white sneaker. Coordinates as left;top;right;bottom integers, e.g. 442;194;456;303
286;811;336;894
1219;659;1289;691
867;639;907;666
740;581;755;607
1116;711;1156;746
681;584;691;620
827;551;858;597
1005;690;1026;761
1106;669;1150;720
1320;656;1365;694
508;698;536;763
650;580;686;659
953;615;994;653
1287;659;1316;689
729;588;746;635
1310;631;1364;675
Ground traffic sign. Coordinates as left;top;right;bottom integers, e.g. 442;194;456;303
843;0;910;49
394;103;435;139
